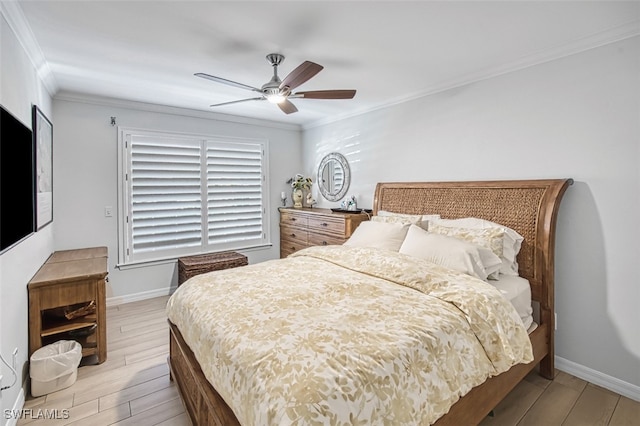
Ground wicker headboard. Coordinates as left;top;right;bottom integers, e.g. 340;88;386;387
373;179;572;307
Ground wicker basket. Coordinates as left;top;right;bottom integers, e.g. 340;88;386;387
178;251;248;285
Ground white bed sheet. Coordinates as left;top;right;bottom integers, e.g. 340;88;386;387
489;275;533;330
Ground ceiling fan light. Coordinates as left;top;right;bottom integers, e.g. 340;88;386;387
197;54;355;115
266;94;286;104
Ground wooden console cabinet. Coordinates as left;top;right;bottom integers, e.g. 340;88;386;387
28;247;108;363
279;208;369;258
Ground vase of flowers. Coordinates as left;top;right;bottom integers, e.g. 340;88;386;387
292;188;304;208
287;174;312;208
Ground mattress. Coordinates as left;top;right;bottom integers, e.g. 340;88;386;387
167;245;534;425
489;275;533;330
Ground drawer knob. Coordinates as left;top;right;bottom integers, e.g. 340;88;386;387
322;241;328;245
321;222;328;227
290;233;296;237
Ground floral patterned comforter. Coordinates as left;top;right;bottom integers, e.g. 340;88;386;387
166;245;533;425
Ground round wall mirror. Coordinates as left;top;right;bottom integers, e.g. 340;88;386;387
317;152;350;202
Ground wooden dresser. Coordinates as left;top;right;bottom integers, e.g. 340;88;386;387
279;208;369;258
28;247;108;364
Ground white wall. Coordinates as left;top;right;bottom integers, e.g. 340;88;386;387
303;37;640;395
52;97;302;300
0;11;54;420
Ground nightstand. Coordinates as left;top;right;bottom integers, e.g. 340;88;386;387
28;247;108;364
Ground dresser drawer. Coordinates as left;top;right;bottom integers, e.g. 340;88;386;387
280;210;308;227
308;232;346;247
280;224;308;245
280;237;308;258
308;216;345;236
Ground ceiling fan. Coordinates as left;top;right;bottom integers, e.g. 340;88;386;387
195;53;356;114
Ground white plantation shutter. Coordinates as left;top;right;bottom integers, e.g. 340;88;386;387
120;129;269;265
206;142;264;247
129;135;203;257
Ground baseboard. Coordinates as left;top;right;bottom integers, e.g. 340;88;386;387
106;287;176;307
3;387;25;426
556;356;640;401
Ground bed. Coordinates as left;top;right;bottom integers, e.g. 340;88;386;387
167;178;572;425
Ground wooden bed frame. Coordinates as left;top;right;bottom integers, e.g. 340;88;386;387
168;178;573;425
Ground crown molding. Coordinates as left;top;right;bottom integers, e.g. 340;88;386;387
303;20;640;130
55;91;302;131
0;1;59;96
3;0;637;131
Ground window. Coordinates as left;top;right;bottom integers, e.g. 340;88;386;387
118;128;269;265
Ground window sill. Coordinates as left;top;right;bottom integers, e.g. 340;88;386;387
116;243;273;270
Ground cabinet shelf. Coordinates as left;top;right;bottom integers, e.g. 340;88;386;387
82;347;98;357
40;314;97;337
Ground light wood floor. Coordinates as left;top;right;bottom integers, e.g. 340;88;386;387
20;296;639;426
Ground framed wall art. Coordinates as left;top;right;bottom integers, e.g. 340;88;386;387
32;105;53;230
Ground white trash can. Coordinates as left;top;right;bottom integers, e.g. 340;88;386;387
30;340;82;397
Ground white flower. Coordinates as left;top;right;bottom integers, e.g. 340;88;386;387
287;173;313;190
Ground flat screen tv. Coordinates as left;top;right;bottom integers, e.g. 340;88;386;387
1;104;35;253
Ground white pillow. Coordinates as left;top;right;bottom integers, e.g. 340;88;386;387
399;225;502;280
477;246;504;279
343;221;410;252
431;218;523;276
372;215;423;227
377;210;440;230
428;224;505;257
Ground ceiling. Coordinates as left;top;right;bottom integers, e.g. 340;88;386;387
9;1;640;127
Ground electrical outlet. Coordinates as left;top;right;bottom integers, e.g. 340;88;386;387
104;206;113;217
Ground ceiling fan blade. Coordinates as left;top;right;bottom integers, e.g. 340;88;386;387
195;73;261;92
210;97;265;108
279;61;323;91
278;99;298;114
294;90;356;99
